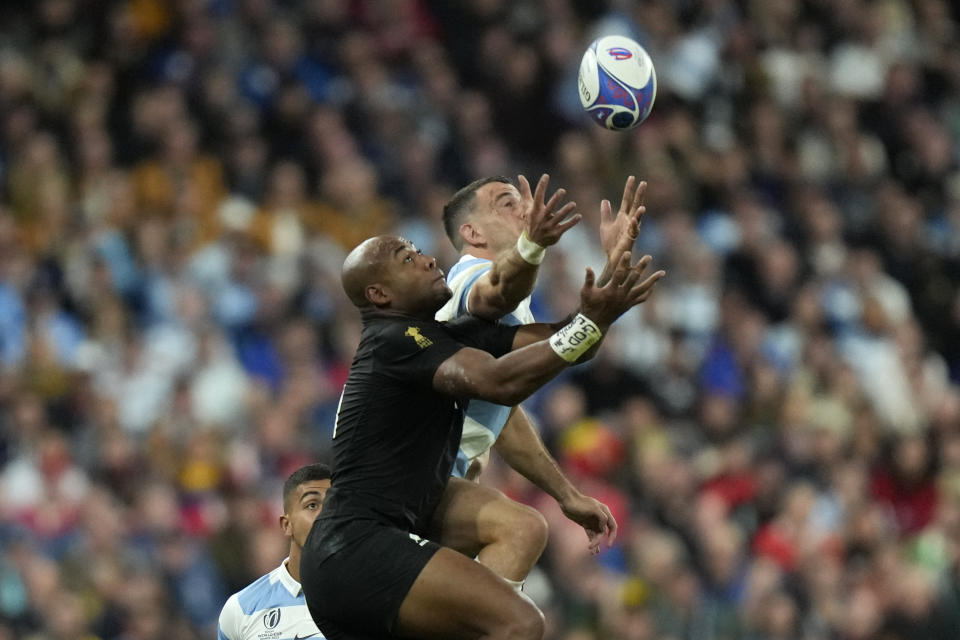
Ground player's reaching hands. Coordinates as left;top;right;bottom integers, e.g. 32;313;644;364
517;174;581;248
579;252;665;330
597;176;647;287
558;490;618;554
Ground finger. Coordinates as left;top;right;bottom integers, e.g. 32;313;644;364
517;174;532;202
585;527;603;552
629;204;645;230
612;252;632;286
632;254;653;273
619;175;636;213
550;201;577;223
554;210;581;234
605;508;619;546
583;266;595;289
633;267;665;291
629;270;666;302
544;187;567;214
600;199;613;224
613;267;629;287
632;179;647;213
534;173;549;205
622;264;643;289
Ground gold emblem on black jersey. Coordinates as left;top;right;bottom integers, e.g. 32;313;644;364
405;326;433;348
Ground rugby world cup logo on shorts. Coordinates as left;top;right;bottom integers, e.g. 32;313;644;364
607;47;633;60
263;608;281;629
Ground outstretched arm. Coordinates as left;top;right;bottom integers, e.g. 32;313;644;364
467;174;580;320
494;407;618;552
434;252;665;406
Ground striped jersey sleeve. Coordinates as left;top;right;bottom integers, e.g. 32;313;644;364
435;255;493;321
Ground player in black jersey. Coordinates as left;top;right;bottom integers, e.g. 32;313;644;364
301;234;663;640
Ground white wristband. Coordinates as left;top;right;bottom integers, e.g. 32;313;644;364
516;230;545;265
549;313;602;363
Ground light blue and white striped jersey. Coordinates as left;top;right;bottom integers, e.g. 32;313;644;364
217;560;323;640
435;254;535;477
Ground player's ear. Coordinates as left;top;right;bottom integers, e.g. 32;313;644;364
460;222;484;248
280;513;292;537
365;283;390;306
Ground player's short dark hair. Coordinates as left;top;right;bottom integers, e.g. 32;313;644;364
282;463;332;508
442;176;510;250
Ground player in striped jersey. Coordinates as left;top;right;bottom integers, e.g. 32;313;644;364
433;174;646;585
217;464;331;640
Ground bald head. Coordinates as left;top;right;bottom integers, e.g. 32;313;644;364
341;235;451;314
341;236;397;308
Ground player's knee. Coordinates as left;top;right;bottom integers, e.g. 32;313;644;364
515;598;546;640
497;596;544;640
509;504;548;557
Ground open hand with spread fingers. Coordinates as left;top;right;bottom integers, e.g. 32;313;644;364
579;251;665;330
599;175;647;260
517;173;582;248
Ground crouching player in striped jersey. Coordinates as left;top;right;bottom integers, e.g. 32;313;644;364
218;464;331;640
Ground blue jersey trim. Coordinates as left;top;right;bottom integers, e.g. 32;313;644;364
236;574;304;614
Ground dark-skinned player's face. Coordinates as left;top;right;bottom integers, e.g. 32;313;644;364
384;239;451;313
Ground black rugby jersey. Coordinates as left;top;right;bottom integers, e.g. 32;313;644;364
318;310;519;539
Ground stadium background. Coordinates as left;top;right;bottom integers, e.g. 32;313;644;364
0;1;959;639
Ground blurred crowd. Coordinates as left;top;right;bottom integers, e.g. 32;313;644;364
0;0;959;639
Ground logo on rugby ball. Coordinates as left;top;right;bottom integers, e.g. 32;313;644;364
606;47;633;60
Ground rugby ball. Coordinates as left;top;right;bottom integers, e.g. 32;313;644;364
578;35;657;131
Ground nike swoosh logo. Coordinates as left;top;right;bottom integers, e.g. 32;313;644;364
293;634;318;640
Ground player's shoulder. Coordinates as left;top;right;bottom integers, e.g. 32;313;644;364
447;255;492;293
219;568;322;640
437;254;492;321
220;590;243;617
219;567;312;639
217;590;244;639
233;567;302;614
447;254;492;281
376;315;444;344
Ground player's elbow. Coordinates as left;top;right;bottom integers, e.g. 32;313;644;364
497;388;529;406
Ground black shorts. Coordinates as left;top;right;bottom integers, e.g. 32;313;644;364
300;517;441;640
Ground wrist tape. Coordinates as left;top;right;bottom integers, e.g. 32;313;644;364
549;313;602;363
516;230;546;265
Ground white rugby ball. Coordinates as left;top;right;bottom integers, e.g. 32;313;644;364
579;35;657;131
